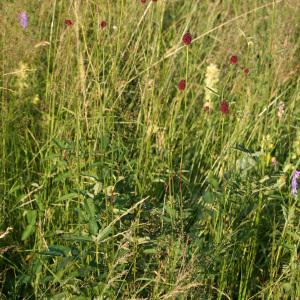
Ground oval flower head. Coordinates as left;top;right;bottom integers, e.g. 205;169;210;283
291;170;300;196
64;19;73;26
182;32;192;45
178;79;186;91
220;100;229;114
100;20;107;29
229;55;238;65
19;12;28;29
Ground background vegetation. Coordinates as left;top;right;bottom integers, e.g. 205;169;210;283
1;0;300;299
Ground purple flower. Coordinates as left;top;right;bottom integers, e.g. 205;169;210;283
19;12;28;29
291;170;300;196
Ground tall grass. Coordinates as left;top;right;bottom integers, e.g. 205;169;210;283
1;0;300;299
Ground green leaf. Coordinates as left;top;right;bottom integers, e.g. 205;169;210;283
203;191;214;203
85;198;96;218
208;175;219;189
21;224;35;241
58;192;78;202
165;205;176;218
53;139;73;150
26;210;37;225
48;245;72;256
143;248;157;255
61;234;93;242
162;216;172;223
96;225;114;242
88;220;99;236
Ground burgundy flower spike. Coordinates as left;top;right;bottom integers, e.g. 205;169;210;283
100;21;107;29
229;55;238;65
182;32;192;45
220;100;229;114
64;19;73;26
178;79;186;91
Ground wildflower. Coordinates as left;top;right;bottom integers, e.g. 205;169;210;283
182;32;192;45
141;0;146;3
18;12;28;29
277;175;286;189
65;19;73;26
291;170;300;196
15;62;29;92
220;100;229;114
292;130;300;156
178;79;186;91
203;103;209;112
100;21;107;29
32;95;40;105
204;63;220;105
203;101;213;112
243;68;249;75
283;163;294;173
277;101;285;120
229;55;238;65
271;157;278;167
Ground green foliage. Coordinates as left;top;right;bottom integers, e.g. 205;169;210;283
1;0;300;299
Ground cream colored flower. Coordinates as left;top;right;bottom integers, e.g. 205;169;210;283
15;62;29;92
204;63;220;103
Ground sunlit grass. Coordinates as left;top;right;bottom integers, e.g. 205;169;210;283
1;0;300;299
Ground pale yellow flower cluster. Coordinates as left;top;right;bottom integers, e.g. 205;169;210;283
292;130;300;158
203;63;220;111
15;62;29;92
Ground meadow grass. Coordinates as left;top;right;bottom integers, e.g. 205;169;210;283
1;0;300;299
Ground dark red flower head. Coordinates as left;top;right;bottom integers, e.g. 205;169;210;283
141;0;146;3
100;20;107;29
182;32;192;45
64;19;73;26
178;79;186;91
220;100;229;114
243;67;249;75
229;55;238;65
